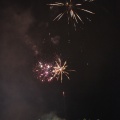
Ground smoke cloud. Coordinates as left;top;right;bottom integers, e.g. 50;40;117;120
0;6;46;120
40;112;66;120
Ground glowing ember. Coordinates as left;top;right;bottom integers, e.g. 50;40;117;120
33;62;54;82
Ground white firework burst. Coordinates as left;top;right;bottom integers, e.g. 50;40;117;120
47;0;95;29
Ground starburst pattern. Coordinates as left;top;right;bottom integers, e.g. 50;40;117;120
47;0;95;29
33;58;75;83
53;58;74;83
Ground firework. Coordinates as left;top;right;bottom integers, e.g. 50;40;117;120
47;0;95;28
33;58;75;83
33;61;54;82
53;58;74;83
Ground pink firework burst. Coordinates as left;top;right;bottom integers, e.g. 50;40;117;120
33;61;54;82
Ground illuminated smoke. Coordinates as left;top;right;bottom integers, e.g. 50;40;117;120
40;112;66;120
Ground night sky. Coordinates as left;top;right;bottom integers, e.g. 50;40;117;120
0;0;120;120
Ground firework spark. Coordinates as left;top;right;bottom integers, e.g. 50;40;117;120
33;58;74;83
62;91;65;96
33;61;54;82
47;0;95;29
53;58;74;83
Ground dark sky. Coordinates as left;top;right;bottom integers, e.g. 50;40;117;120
0;0;120;120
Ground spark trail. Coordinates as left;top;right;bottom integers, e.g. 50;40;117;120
47;0;95;29
33;57;75;83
